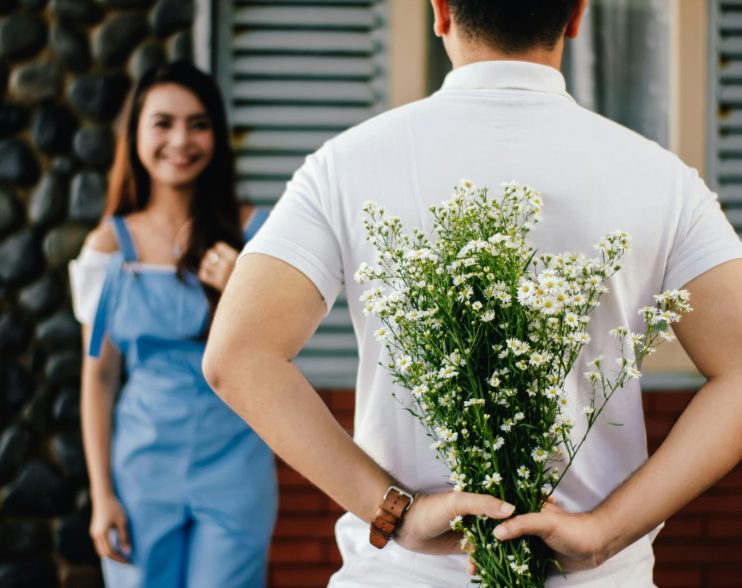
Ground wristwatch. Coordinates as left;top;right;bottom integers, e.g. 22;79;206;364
369;485;416;549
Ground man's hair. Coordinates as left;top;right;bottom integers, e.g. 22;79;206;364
447;0;580;53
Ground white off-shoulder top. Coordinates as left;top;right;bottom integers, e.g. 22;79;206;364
69;247;113;326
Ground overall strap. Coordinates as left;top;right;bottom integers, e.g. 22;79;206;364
111;216;139;262
244;208;269;242
88;255;123;358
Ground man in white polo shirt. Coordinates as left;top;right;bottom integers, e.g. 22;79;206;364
203;0;742;586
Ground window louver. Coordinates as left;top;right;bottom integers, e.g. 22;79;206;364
710;0;742;234
214;0;390;387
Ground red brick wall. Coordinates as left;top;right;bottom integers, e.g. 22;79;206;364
268;391;349;588
645;393;742;588
267;390;742;588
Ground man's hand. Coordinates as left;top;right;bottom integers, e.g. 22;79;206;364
461;496;590;576
489;509;607;572
395;490;516;555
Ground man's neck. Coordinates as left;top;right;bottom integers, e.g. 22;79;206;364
448;39;565;72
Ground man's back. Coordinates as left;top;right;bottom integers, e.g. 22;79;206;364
246;60;742;586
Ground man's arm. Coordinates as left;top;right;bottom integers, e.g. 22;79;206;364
494;259;742;570
203;253;518;554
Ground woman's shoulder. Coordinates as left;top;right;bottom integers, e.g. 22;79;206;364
84;220;119;254
239;204;255;229
70;222;120;324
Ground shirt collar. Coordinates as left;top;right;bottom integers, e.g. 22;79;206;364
440;60;575;103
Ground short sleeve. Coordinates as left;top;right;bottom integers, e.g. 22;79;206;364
240;146;344;312
663;164;742;292
68;247;113;325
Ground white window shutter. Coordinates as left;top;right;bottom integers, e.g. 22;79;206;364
213;1;390;388
709;0;742;235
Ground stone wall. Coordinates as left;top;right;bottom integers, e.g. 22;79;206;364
0;1;195;586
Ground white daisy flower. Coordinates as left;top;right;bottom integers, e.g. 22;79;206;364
481;310;496;322
531;447;548;463
395;355;412;373
482;472;503;489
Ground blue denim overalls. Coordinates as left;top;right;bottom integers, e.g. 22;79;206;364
88;213;277;587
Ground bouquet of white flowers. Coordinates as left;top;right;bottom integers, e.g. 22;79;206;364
355;181;691;587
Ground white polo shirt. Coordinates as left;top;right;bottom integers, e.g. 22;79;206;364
242;61;742;587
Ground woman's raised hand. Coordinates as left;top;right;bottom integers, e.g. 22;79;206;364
198;242;239;292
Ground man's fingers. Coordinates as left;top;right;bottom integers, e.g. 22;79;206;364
540;495;566;514
467;555;477;576
493;512;554;541
452;491;516;520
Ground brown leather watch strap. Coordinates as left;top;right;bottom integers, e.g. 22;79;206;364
370;486;415;549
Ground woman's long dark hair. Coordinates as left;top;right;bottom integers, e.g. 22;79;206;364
104;61;243;318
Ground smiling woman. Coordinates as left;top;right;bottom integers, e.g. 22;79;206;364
67;62;278;588
103;62;246;302
136;84;215;193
